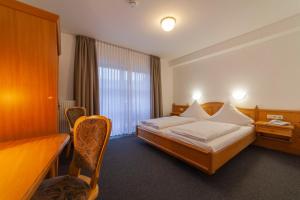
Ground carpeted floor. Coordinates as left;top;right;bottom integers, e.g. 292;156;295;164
59;136;300;200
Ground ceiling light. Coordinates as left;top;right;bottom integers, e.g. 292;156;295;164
128;0;138;8
160;17;176;32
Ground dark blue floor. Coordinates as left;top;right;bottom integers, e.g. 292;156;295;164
60;136;300;200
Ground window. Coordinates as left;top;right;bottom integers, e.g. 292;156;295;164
97;42;150;136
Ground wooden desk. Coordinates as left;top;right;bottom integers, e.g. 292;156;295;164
0;134;69;200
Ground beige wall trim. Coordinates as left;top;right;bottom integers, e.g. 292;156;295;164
170;14;300;68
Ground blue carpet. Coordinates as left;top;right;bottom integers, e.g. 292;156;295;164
60;136;300;200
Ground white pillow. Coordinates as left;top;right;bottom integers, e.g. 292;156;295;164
209;102;254;126
180;101;210;120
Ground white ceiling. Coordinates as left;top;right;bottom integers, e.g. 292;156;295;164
21;0;300;60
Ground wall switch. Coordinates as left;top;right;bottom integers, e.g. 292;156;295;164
267;114;283;120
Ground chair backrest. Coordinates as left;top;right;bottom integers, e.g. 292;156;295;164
69;115;112;189
65;107;87;130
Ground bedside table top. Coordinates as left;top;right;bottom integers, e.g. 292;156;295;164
255;121;294;130
255;121;294;141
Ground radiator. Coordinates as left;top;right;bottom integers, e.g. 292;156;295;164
59;100;76;133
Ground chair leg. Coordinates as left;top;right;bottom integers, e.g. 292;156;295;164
49;158;58;177
79;175;99;200
66;140;72;158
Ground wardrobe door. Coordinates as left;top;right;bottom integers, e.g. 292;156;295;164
0;4;59;141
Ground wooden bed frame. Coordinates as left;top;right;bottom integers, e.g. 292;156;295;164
136;102;256;174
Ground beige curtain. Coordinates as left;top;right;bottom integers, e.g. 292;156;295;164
150;55;163;118
74;35;99;115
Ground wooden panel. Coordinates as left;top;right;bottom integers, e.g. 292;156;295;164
172;103;189;115
237;107;257;120
0;134;69;200
256;108;300;129
137;128;255;174
254;108;300;155
256;126;293;138
0;3;59;141
201;102;224;116
0;0;61;55
212;132;256;171
137;128;211;173
254;136;300;155
172;102;256;119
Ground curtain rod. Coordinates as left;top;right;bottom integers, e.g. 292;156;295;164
72;32;157;57
96;39;153;57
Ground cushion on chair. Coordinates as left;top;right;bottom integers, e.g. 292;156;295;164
32;175;90;200
73;118;108;173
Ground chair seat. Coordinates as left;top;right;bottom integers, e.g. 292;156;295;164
32;175;90;200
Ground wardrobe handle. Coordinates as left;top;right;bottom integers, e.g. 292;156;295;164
47;96;54;100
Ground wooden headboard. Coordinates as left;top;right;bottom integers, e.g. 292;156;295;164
172;102;300;128
201;102;224;116
172;102;256;120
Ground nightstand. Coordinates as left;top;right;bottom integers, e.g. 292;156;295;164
255;121;294;142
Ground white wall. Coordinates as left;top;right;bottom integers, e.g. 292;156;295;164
161;59;173;116
58;33;76;101
173;30;300;109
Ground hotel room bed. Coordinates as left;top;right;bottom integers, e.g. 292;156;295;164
138;124;255;153
136;102;257;174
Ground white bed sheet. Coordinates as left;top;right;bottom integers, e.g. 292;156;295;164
169;121;240;142
140;116;197;130
138;124;254;153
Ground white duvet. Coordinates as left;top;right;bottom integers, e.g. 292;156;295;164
169;121;240;142
140;116;196;129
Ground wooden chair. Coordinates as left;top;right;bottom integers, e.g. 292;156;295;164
65;107;87;158
32;116;112;200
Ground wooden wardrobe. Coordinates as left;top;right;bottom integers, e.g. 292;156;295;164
0;0;60;142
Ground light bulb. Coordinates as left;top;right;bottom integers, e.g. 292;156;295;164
161;17;176;32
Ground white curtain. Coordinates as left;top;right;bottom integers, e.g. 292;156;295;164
96;41;151;136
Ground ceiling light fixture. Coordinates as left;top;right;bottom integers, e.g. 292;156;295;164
128;0;138;8
160;16;176;32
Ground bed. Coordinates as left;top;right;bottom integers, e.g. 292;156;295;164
136;102;257;174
